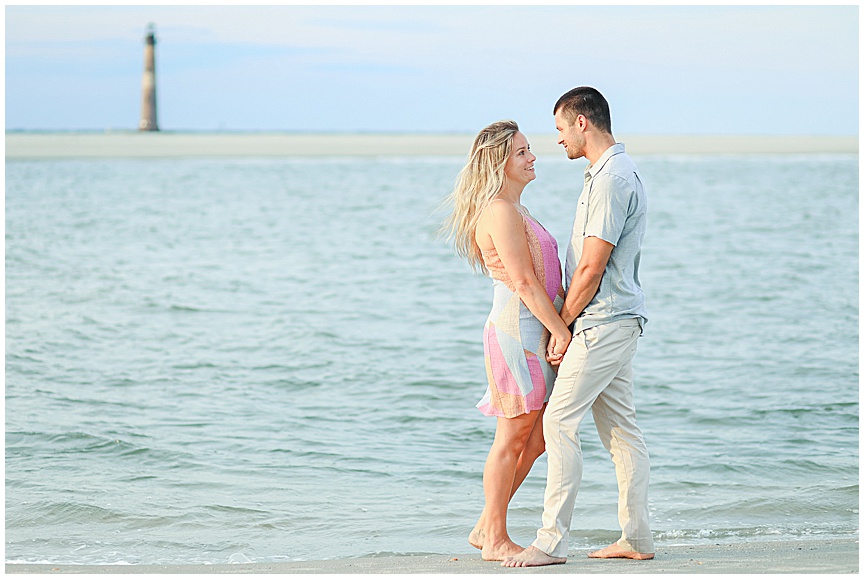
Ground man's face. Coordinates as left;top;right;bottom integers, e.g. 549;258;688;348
554;109;586;160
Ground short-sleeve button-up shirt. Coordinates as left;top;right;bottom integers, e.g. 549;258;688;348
565;143;648;333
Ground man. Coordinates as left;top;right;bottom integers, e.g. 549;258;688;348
503;87;654;567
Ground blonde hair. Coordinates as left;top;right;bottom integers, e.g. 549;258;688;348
440;120;519;274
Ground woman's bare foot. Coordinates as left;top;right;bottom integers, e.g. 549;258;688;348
501;545;566;567
481;538;524;561
588;542;654;560
468;527;484;550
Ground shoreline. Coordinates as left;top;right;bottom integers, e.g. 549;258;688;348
6;538;859;574
5;132;858;158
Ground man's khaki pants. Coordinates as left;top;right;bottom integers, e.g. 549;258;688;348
533;318;654;557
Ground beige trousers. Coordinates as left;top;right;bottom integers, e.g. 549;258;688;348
533;318;654;557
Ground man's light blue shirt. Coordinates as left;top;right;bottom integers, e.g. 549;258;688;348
565;143;648;333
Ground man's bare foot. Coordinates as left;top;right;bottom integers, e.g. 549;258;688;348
481;538;524;561
501;545;566;567
588;542;654;560
468;527;484;550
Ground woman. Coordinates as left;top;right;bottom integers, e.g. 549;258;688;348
441;121;571;561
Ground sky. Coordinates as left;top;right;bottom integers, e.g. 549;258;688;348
4;3;859;135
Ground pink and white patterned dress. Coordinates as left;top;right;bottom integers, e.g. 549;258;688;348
477;207;565;418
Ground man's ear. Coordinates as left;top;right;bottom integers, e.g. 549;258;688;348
575;114;589;131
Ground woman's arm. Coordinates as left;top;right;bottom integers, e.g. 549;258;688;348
478;201;571;356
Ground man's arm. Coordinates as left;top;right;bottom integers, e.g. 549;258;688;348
559;235;614;326
546;236;613;364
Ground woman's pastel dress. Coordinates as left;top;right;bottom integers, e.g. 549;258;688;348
477;207;565;418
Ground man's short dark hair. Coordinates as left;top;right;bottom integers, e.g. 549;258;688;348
553;87;612;134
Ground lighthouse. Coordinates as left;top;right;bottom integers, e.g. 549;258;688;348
139;23;159;131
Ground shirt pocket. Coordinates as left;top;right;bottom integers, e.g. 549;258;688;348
577;191;591;237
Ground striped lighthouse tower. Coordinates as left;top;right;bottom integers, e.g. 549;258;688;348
139;23;159;131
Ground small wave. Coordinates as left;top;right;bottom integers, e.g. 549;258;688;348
653;525;859;544
203;504;271;516
171;362;218;369
168;304;207;312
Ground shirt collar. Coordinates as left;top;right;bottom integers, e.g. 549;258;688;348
585;142;626;178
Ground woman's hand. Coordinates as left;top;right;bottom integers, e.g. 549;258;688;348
546;331;571;366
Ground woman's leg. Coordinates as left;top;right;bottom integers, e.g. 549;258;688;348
513;404;548;490
480;407;544;561
470;405;546;549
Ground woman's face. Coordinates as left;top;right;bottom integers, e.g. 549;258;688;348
504;132;536;186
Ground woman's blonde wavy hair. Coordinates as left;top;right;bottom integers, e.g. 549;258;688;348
440;120;519;275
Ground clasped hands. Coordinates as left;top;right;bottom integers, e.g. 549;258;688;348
545;332;571;367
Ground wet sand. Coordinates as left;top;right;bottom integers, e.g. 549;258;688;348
5;132;858;158
6;538;858;574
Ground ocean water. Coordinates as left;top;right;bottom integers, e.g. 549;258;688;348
5;152;858;565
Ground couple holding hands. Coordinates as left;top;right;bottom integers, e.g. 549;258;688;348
442;86;654;567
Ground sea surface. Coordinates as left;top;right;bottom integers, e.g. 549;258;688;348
5;151;859;565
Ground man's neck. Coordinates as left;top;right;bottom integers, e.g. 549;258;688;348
584;133;617;166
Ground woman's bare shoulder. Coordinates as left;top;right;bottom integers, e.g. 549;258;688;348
479;198;520;224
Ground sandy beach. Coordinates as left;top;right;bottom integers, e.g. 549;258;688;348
5;132;858;158
6;538;858;574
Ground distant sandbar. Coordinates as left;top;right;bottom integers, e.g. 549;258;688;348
5;132;857;158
